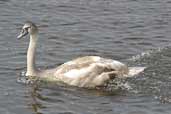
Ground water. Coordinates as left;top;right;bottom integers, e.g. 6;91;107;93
0;0;171;113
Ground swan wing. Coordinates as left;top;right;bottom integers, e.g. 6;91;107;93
54;56;128;87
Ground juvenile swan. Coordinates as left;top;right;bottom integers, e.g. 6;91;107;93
17;21;145;88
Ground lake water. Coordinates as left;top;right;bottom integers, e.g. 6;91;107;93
0;0;171;114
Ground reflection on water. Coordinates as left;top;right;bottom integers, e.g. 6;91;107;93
0;0;171;114
28;82;126;114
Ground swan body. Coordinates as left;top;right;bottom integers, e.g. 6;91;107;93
17;21;145;88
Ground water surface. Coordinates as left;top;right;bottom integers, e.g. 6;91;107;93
0;0;171;114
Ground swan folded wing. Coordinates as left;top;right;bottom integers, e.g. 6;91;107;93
61;63;116;87
54;57;128;87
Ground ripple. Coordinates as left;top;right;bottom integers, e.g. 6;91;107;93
124;37;146;41
1;0;171;114
137;42;153;46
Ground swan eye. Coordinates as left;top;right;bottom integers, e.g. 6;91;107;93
24;27;31;32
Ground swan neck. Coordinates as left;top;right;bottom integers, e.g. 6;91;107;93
26;33;38;76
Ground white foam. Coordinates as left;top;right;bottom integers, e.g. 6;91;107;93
128;47;164;61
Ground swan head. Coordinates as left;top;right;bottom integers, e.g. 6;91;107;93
17;21;38;39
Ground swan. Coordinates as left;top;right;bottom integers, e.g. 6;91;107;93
17;21;145;88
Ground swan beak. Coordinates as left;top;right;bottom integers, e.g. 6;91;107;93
17;29;28;39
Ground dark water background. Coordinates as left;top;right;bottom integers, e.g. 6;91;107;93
0;0;171;114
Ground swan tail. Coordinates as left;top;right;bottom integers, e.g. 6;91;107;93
126;67;146;77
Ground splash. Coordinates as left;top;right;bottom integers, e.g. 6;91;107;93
127;47;167;62
17;71;37;84
154;95;171;104
103;78;133;92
